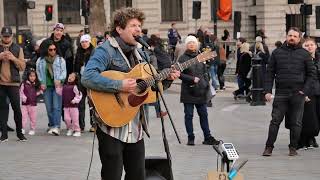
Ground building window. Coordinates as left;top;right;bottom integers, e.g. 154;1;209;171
110;0;132;17
316;6;320;29
161;0;183;22
4;0;28;26
288;0;304;4
58;0;81;24
286;14;305;32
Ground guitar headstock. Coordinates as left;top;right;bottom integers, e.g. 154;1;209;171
196;50;217;63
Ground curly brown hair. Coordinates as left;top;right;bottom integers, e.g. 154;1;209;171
111;7;145;37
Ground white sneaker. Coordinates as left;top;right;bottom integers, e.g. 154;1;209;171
66;129;73;136
28;130;35;136
21;129;25;135
51;128;60;136
73;131;81;137
47;128;53;135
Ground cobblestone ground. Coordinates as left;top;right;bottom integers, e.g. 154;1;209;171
0;82;319;180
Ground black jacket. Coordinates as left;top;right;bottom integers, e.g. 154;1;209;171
264;42;316;95
74;44;94;74
236;52;251;78
312;52;320;95
178;50;210;104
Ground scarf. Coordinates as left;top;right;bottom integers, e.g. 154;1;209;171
115;36;138;67
45;56;55;78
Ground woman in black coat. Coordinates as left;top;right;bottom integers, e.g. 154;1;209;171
234;42;252;98
178;35;219;146
298;38;320;149
74;34;95;132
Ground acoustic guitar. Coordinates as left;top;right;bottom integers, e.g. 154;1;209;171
89;50;216;127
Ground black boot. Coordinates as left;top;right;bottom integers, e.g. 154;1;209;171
202;136;219;145
187;136;195;146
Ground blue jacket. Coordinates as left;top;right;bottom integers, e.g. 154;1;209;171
36;55;67;85
167;28;181;46
81;37;148;93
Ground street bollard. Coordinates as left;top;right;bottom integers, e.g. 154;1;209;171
250;54;266;106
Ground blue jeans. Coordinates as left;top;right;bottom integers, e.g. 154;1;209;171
43;87;62;128
237;75;245;91
184;103;211;140
209;65;220;89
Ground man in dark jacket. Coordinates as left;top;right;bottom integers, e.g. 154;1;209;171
167;23;181;52
262;27;316;156
40;23;74;76
0;26;27;142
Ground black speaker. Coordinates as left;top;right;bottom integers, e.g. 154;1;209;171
288;0;304;4
300;4;312;15
233;11;241;39
192;1;201;19
145;156;173;180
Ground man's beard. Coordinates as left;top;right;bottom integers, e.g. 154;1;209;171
2;40;11;45
287;40;297;46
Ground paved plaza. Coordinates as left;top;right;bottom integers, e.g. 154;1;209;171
0;82;320;180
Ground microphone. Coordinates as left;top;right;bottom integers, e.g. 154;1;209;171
134;35;151;50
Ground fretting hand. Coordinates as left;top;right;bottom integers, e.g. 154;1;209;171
167;69;180;80
194;77;200;83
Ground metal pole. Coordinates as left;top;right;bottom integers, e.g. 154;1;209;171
15;0;19;43
213;0;218;36
250;54;266;106
46;21;48;37
84;15;90;34
195;19;197;34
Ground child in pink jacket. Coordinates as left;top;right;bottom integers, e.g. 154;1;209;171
20;69;42;135
62;73;82;137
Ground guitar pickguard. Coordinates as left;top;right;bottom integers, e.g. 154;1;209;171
128;92;149;107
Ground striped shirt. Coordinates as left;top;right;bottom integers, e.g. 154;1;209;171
97;105;149;143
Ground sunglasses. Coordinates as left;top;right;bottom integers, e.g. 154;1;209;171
48;48;56;52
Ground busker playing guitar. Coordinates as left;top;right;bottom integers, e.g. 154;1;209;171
81;8;180;180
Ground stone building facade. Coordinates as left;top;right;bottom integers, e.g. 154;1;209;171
0;0;319;48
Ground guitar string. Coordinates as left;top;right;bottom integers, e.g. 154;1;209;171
134;53;209;92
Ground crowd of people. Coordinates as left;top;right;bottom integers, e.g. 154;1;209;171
1;6;320;179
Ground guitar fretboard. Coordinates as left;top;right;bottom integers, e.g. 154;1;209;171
136;57;199;90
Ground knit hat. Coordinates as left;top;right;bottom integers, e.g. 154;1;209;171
80;34;91;43
255;36;263;43
53;23;65;30
184;35;199;47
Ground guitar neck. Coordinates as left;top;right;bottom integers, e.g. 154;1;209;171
141;57;199;87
